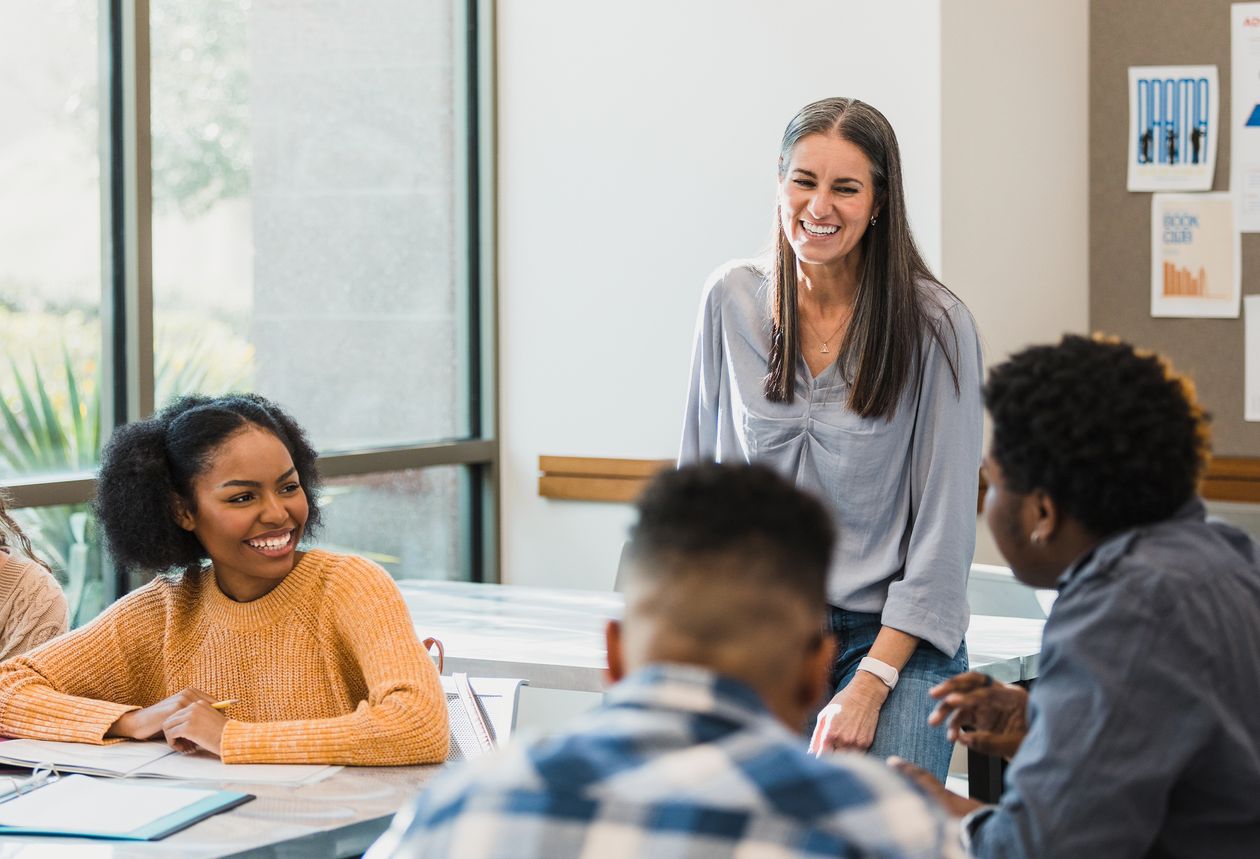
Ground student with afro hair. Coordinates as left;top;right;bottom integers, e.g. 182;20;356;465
895;335;1260;857
0;394;448;765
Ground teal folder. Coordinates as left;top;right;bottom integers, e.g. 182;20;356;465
0;773;254;841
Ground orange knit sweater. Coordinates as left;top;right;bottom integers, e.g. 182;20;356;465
0;549;448;765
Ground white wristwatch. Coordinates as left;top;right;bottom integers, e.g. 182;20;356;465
857;656;899;690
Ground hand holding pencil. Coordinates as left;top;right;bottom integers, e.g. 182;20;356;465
164;696;233;757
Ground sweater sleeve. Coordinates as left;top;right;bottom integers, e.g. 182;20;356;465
219;557;449;765
880;299;984;655
0;585;165;742
0;558;70;663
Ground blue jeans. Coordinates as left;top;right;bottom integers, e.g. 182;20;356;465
826;607;968;782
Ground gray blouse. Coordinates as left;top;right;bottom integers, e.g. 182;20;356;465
679;260;983;655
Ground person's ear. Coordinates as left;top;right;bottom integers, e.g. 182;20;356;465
1029;488;1059;545
173;495;196;532
605;619;625;684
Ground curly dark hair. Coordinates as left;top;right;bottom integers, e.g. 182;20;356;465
985;334;1210;537
626;462;834;604
93;393;322;575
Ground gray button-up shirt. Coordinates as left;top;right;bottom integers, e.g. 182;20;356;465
967;499;1260;857
679;260;983;656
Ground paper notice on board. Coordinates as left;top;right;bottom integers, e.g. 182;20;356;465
1233;4;1260;231
1246;296;1260;421
1151;193;1239;318
1128;65;1218;192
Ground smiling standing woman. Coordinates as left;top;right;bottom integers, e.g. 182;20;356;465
0;394;449;765
680;98;983;781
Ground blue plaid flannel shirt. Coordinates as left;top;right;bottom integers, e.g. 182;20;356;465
369;663;964;858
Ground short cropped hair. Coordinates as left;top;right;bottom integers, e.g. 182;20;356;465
94;394;322;575
985;334;1210;537
625;463;834;606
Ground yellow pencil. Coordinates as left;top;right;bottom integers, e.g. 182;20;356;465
210;699;239;710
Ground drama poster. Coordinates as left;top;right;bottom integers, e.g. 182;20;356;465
1128;66;1218;192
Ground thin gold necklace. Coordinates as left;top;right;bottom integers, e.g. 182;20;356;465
802;309;850;354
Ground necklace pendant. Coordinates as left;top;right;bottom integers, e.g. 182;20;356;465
820;342;830;354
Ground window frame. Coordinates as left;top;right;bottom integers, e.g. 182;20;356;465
6;0;499;596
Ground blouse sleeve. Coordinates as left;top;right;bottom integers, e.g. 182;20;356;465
679;271;726;464
219;558;449;765
880;300;984;655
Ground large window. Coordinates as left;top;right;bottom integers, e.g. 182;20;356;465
3;0;496;623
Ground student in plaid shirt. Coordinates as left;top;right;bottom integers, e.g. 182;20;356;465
370;463;963;858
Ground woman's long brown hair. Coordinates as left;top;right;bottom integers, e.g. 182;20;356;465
766;98;960;418
0;490;53;573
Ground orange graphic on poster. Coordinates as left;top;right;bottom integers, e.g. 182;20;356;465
1162;262;1226;298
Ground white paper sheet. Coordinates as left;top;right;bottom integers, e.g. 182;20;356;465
1232;4;1260;230
1128;65;1219;192
0;775;218;835
1150;193;1239;318
1245;296;1260;421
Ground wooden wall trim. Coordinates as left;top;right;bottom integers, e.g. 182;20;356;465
976;455;1260;508
1200;456;1260;504
538;456;673;503
541;455;1260;506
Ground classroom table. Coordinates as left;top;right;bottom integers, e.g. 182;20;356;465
0;677;520;857
401;579;1045;689
402;579;1045;805
0;581;1039;855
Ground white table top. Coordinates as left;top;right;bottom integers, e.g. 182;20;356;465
402;580;1045;690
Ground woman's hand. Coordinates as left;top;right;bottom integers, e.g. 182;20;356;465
107;688;217;742
928;671;1028;760
809;671;890;755
161;700;228;756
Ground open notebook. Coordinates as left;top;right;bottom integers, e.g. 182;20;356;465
0;739;338;786
0;771;252;840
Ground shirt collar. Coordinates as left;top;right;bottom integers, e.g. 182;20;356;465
604;663;776;727
1055;497;1207;590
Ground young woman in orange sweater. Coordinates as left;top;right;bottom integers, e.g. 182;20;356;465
0;394;448;765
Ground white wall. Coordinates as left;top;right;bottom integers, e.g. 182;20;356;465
940;1;1089;563
496;0;944;587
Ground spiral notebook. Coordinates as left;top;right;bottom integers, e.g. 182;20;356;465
0;771;252;840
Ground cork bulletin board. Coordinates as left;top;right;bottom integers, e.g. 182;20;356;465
1091;0;1260;455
